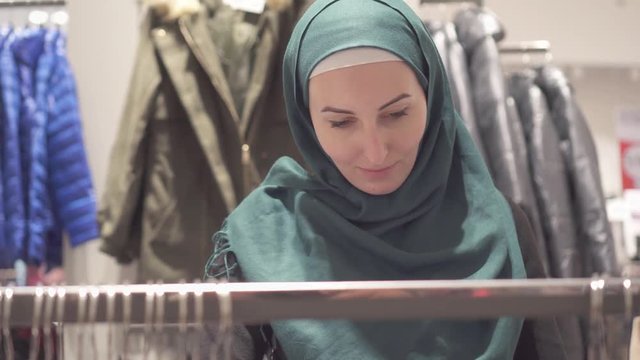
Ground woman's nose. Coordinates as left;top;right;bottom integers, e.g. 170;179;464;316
361;128;389;165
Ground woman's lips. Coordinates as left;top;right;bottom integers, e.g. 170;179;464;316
358;163;396;178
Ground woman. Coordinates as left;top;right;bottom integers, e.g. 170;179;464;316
205;0;527;358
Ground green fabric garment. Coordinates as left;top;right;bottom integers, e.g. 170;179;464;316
207;0;526;358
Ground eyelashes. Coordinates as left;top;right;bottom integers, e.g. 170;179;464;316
329;107;409;128
330;119;353;128
388;108;408;119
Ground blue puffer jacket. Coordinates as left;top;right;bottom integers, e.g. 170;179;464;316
0;28;11;268
44;30;99;263
1;28;98;267
1;29;25;269
14;28;50;265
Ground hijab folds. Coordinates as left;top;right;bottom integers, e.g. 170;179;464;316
207;0;525;358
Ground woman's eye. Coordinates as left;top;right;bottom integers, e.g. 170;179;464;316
388;108;408;119
329;119;353;128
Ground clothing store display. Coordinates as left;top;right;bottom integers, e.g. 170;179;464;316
426;21;487;162
452;9;550;275
503;96;548;269
0;26;98;270
0;28;21;269
508;71;581;278
206;0;526;358
99;0;306;281
508;70;585;360
535;65;619;277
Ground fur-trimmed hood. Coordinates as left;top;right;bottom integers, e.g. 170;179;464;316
144;0;292;21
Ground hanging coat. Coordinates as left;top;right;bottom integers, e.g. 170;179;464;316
453;8;549;274
0;27;10;268
425;21;486;162
535;65;619;276
504;96;548;271
42;30;100;266
13;28;49;264
6;28;99;267
0;29;26;269
99;0;306;281
508;70;585;360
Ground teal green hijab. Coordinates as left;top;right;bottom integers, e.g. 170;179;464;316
208;0;525;358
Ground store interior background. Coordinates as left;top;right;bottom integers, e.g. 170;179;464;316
4;0;635;285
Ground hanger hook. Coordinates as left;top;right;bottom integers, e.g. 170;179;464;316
192;280;204;360
106;286;117;360
143;282;155;360
154;282;165;354
43;287;57;360
216;283;233;360
28;286;44;360
3;287;15;360
122;284;132;360
76;286;88;360
88;287;100;359
623;272;633;324
178;280;189;360
589;274;607;360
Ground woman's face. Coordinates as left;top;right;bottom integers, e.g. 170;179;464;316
309;60;427;195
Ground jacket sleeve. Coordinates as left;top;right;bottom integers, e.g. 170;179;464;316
47;47;100;249
506;198;570;360
98;17;159;264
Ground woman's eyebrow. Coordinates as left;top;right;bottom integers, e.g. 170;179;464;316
378;93;411;110
321;106;355;115
320;93;411;114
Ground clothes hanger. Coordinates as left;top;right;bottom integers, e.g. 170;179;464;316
178;281;189;360
88;287;100;359
216;284;233;360
122;284;132;360
42;287;56;360
27;286;44;360
588;274;608;360
192;280;205;360
106;286;117;360
76;287;88;360
2;287;15;360
143;282;155;360
153;282;166;358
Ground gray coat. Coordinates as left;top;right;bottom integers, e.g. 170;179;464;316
535;66;619;276
508;70;584;360
425;21;487;162
453;8;550;274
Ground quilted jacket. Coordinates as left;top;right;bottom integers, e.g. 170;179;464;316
0;28;98;268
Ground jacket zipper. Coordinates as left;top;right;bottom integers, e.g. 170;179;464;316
179;18;254;196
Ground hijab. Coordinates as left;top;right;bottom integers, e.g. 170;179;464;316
207;0;525;358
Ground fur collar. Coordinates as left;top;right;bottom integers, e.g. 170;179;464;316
144;0;292;21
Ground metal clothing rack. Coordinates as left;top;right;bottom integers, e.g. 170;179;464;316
0;0;66;6
0;278;638;327
499;40;552;55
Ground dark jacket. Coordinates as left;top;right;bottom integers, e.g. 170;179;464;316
534;66;619;277
452;9;550;275
99;0;304;281
425;21;487;163
504;96;548;270
202;198;569;360
508;70;585;360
